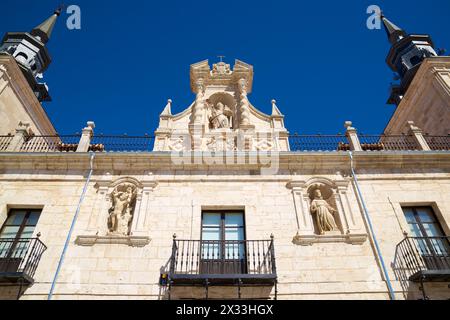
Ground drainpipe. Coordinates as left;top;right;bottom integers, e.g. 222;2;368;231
48;152;96;300
348;151;396;300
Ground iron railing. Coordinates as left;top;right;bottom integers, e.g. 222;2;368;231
358;135;419;151
19;135;81;152
169;239;276;278
89;135;155;152
0;135;13;151
0;238;47;283
289;135;349;151
424;136;450;151
394;236;450;283
1;134;448;153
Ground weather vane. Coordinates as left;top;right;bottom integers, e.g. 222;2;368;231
217;55;226;63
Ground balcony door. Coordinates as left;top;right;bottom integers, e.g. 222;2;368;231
0;209;41;272
403;207;450;270
200;211;246;275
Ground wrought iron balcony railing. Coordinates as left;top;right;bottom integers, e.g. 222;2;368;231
394;236;450;284
288;134;349;151
0;238;47;285
167;238;277;286
424;135;450;151
0;133;449;153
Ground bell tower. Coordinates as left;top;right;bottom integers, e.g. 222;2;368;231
0;7;61;102
380;14;450;136
0;8;61;136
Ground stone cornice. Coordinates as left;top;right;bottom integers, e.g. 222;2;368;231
0;55;57;135
0;151;448;173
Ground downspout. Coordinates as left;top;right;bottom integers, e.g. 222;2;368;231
48;152;96;300
348;151;396;300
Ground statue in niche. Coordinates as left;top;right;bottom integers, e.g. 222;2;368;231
108;183;137;236
310;187;339;235
209;102;232;130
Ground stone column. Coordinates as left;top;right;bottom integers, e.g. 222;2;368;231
345;121;362;151
407;121;431;151
76;121;95;152
130;174;158;236
238;78;251;127
288;181;314;234
87;185;110;233
6;121;31;152
190;79;205;150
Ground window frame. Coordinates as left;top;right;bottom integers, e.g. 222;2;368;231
201;210;246;243
0;209;41;240
200;210;246;261
403;206;447;238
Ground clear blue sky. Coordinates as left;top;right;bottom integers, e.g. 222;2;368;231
2;0;449;135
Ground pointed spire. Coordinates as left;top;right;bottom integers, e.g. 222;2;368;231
161;99;173;116
271;99;283;116
380;13;407;45
31;7;62;44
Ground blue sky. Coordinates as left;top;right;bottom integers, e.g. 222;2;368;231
2;0;449;135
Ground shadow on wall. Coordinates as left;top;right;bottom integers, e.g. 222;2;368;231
0;285;28;300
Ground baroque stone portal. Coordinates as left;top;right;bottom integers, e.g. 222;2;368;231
108;183;137;236
309;185;339;235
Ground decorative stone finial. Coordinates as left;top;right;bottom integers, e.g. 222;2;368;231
87;121;96;130
344;121;353;129
271;99;283;116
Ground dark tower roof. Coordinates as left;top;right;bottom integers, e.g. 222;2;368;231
30;7;62;44
381;14;407;45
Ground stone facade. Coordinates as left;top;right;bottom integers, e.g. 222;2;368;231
0;55;449;301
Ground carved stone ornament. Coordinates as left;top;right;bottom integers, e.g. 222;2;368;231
211;62;232;76
107;183;138;236
206;136;236;152
208;102;233;130
289;177;368;246
255;139;274;151
75;177;153;247
169;136;186;152
309;184;339;235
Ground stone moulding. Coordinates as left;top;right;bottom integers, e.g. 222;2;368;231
292;232;368;246
75;235;151;247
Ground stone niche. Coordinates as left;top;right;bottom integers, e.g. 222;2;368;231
76;175;157;247
288;176;368;246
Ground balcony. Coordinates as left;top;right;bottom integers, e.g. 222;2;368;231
1;133;449;153
0;238;47;285
163;237;277;299
394;236;450;299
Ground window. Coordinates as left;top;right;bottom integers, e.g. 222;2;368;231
0;209;41;240
403;207;450;265
0;209;41;259
403;207;446;239
200;211;246;274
